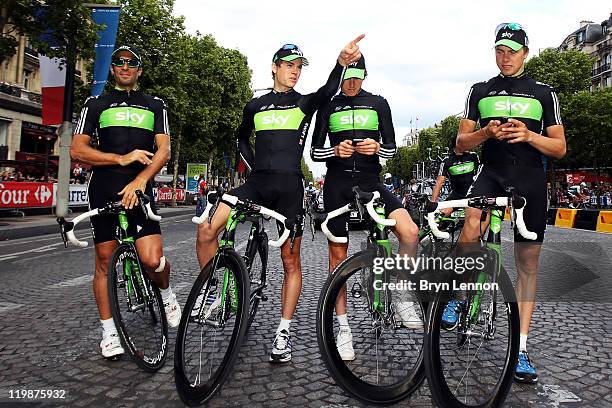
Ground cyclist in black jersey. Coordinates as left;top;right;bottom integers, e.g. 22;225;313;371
431;140;480;216
311;55;421;360
71;45;181;359
196;36;365;364
453;24;566;384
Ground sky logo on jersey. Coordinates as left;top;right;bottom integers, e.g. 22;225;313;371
254;107;305;131
448;162;475;176
478;96;543;121
99;107;154;130
340;114;369;126
329;109;379;132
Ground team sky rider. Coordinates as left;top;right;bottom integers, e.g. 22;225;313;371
431;140;480;216
311;55;421;361
196;36;365;364
453;24;566;383
71;45;181;359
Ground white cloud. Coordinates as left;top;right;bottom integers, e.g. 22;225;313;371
174;0;611;176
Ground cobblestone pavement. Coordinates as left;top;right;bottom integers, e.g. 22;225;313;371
0;214;610;407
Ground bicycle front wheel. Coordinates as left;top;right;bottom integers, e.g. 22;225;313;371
317;248;426;405
108;244;168;372
424;266;519;408
245;231;268;332
174;249;249;406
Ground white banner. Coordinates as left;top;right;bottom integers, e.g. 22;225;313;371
53;184;89;207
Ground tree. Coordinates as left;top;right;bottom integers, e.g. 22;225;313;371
0;0;102;64
301;158;314;183
562;88;612;174
525;48;601;186
525;49;594;97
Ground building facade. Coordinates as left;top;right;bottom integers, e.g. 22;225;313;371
0;31;86;172
559;14;612;89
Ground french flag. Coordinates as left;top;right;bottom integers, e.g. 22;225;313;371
39;55;65;125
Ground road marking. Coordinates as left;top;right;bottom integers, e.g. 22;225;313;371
537;384;581;407
0;242;64;262
50;275;91;289
0;235;60;247
0;302;24;313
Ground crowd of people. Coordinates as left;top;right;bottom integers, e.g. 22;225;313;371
0;169;57;183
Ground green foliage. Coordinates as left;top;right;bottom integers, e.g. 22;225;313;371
525;49;594;97
561;88;612;171
301;158;314;183
0;0;103;63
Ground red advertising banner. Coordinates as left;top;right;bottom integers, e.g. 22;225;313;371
0;182;55;208
154;187;186;204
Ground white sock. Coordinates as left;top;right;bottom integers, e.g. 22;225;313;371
160;286;174;303
101;318;117;336
337;314;349;329
520;334;528;352
277;318;291;333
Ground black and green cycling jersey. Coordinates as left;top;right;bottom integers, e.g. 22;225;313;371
438;151;480;196
74;88;169;174
236;62;345;175
310;89;396;173
463;74;562;168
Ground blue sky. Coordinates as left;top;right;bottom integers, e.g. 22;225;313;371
174;1;611;176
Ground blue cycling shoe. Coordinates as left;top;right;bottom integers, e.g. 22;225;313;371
441;299;462;330
515;350;539;384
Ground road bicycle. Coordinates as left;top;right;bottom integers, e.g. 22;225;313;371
174;189;290;406
316;187;427;405
422;187;536;407
57;190;168;372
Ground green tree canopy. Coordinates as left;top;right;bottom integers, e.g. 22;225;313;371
525;49;594;97
0;0;103;63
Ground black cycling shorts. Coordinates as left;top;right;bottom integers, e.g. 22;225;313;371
446;190;469;201
467;164;546;243
323;170;404;239
230;171;304;237
87;169;161;244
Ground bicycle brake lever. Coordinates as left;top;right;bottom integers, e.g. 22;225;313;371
56;217;69;248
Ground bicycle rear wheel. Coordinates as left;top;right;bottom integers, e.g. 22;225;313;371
317;248;426;405
108;244;168;372
424;266;519;408
174;249;249;406
245;230;268;332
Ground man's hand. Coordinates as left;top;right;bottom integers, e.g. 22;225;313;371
354;138;380;155
118;149;154;167
118;176;148;209
483;120;504;139
335;140;355;158
338;34;365;66
497;118;534;143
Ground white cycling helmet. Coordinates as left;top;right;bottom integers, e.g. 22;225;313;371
384;172;392;179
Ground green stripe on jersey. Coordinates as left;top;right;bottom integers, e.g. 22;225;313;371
99;107;155;130
329;109;379;132
448;162;475;175
254;107;305;131
478;96;543;121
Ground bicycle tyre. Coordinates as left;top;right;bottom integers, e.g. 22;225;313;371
317;248;426;405
174;249;249;406
424;266;519;408
108;244;168;372
246;231;268;332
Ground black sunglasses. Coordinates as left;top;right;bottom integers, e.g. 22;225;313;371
111;57;141;68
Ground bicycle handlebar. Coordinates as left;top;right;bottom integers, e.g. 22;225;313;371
322;190;397;244
424;193;537;241
191;190;290;248
58;190;161;248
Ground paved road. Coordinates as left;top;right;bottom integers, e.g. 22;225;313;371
0;215;610;407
